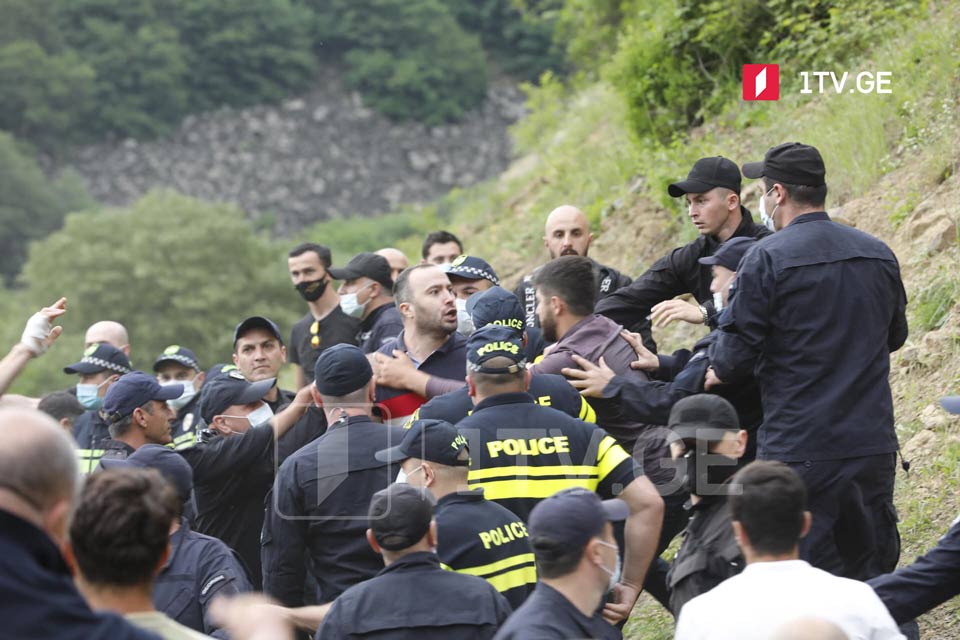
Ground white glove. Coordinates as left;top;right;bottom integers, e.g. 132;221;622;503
20;311;53;356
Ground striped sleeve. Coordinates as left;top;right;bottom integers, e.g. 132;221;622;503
595;434;636;499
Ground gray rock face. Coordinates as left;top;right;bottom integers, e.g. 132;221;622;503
56;69;524;234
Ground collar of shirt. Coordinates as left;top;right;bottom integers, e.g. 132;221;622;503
786;211;830;227
534;582;606;624
393;330;465;368
741;559;811;576
360;301;392;331
0;508;69;576
376;551;441;577
436;488;485;510
327;414;376;433
473;391;536;413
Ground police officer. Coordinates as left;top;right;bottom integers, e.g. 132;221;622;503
102;445;252;638
493;489;630;639
596;156;770;350
329;252;403;353
457;325;664;624
408;286;586;426
708;143;909;581
514;205;631;330
262;344;405;607
376;419;537;609
99;371;180;462
178;370;311;589
153;346;206;450
317;484;511;640
64;343;132;473
664;395;748;617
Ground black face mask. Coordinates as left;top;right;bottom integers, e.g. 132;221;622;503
296;278;327;302
680;446;740;497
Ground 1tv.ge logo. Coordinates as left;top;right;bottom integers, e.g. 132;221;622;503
743;64;893;100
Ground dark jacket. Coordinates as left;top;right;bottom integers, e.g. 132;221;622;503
154;518;252;639
0;509;160;640
316;552;511;640
359;303;404;354
515;258;632;330
72;410;111;473
596;207;770;350
171;395;202;450
493;582;621;640
710;212;908;461
262;416;404;606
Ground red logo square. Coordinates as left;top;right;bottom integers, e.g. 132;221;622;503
743;64;780;101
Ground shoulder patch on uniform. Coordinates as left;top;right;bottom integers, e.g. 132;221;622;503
201;574;227;596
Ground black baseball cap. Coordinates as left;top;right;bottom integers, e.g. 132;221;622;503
199;369;275;424
368;484;436;551
447;255;500;286
668;394;741;443
103;371;183;424
328;252;394;290
941;396;960;415
668;156;742;197
233;316;283;347
466;286;525;334
313;343;372;396
375;419;470;467
528;488;628;550
152;345;201;372
101;444;194;505
698;237;758;271
64;343;132;376
742;142;826;187
466;325;526;373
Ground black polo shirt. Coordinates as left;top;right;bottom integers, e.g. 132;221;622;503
435;489;537;610
358;302;404;354
493;582;620;640
289;308;361;385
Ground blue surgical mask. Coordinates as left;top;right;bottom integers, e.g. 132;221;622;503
76;377;112;410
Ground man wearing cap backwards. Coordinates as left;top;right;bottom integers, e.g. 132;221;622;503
514;205;632;331
663;395;748;617
457;324;663;624
329;252;403;353
317;484;511;640
287;242;361;388
597;156;770;351
377;419;537;609
409;285;589;426
102;445;252;639
493;488;631;639
371;264;468;425
64;342;133;473
262;344;405;607
177;369;313;589
707;142;909;582
154;346;206;450
98;371;180;462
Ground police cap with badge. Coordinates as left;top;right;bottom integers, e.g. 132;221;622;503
446;255;501;286
466;325;526;374
466;286;525;334
152;345;201;373
64;343;132;375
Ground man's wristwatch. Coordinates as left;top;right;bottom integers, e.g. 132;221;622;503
698;305;709;325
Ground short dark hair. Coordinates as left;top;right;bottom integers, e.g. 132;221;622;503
764;178;827;209
288;242;332;268
70;468;178;587
107;400;154;438
530;535;586;578
533;256;596;317
37;391;85;424
729;461;808;556
394;264;438;306
421;230;463;259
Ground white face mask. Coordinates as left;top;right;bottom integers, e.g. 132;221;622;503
713;290;725;314
436;262;453;273
759;186;779;232
595;539;622;592
340;282;374;318
455;298;475;336
245;402;274;428
165;379;196;411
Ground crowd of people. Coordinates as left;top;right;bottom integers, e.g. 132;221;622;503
2;142;959;640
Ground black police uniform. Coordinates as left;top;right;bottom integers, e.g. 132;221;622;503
493;582;620;640
0;509;160;640
869;514;960;625
289;309;360;385
711;211;908;580
98;438;136;463
666;496;743;616
170;395;202;450
72;410;112;474
262;416;405;606
316;551;511;640
457;392;636;521
435;489;536;610
358;303;404;354
596;207;770;350
408;373;596;427
154;517;253;639
514;258;632;330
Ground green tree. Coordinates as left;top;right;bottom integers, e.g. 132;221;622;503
0;133;93;285
20;191;298;369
